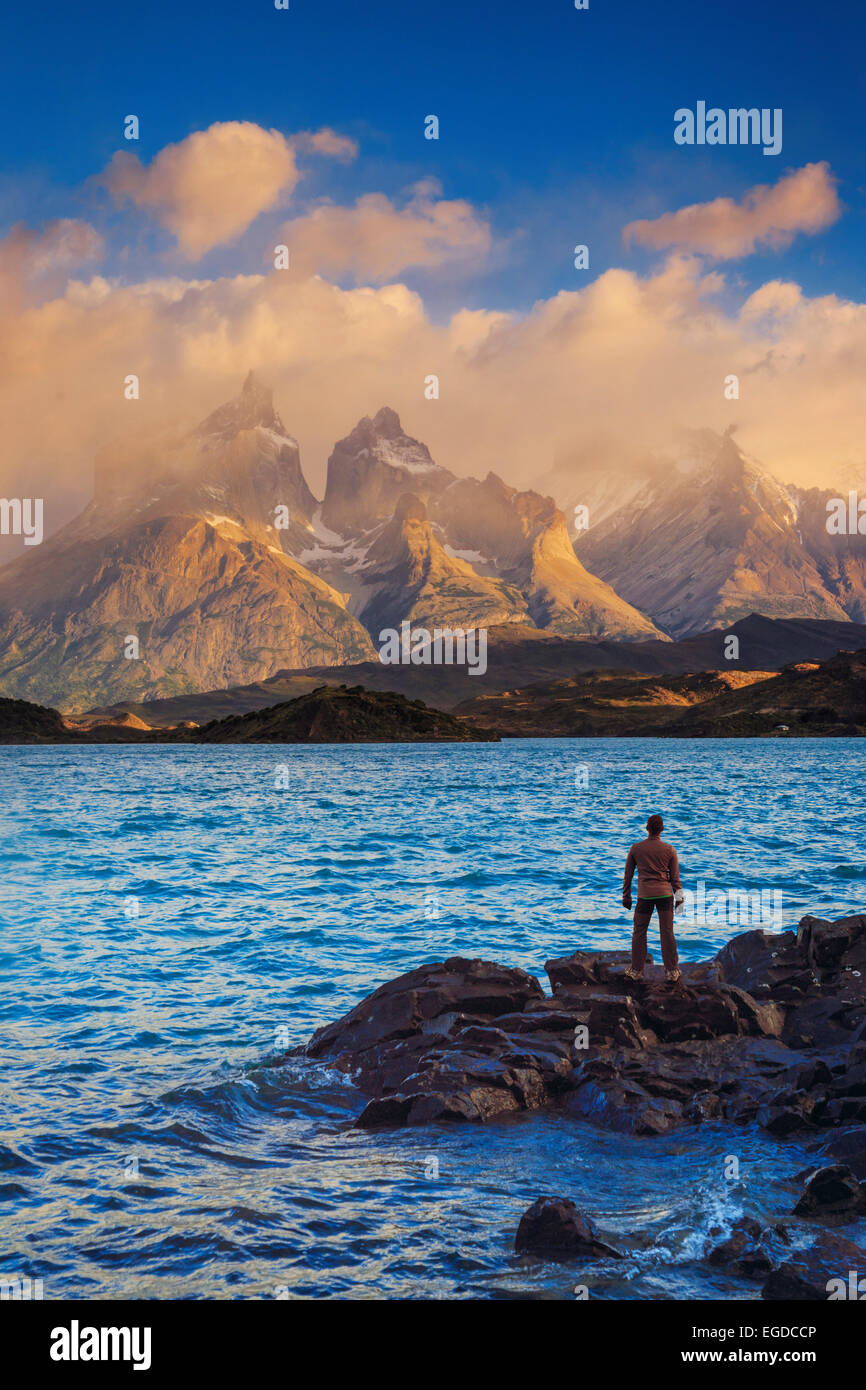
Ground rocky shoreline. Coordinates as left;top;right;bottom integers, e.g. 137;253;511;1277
291;910;866;1298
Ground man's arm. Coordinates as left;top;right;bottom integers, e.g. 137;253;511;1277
622;848;636;908
669;847;682;894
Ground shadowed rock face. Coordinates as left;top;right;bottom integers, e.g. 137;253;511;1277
515;1197;622;1261
705;1216;792;1281
762;1231;866;1300
792;1164;866;1219
291;911;866;1138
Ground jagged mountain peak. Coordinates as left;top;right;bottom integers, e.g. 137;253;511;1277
197;371;287;443
340;406;437;465
346;405;425;443
574;428;864;637
84;373;316;547
322;409;455;534
483;471;513;493
184;375;317;535
371;406;403;437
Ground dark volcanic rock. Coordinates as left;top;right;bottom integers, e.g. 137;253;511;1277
819;1126;866;1180
515;1197;622;1261
308;957;542;1061
293;910;866;1137
545;950;641;991
305;958;549;1127
799;913;866;971
792;1164;866;1219
725;986;786;1038
567;1077;685;1134
715;929;798;994
638;980;742;1042
706;1217;791;1281
762;1231;866;1300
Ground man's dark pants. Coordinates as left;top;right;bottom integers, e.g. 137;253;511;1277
632;896;679;972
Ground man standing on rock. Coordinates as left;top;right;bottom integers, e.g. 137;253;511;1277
622;814;683;983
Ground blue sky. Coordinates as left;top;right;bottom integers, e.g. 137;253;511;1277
2;0;864;310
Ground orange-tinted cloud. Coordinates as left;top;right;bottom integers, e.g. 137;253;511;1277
2;144;866;544
279;183;492;281
101;121;357;258
3;248;866;524
624;162;841;259
293;127;358;161
0;219;103;306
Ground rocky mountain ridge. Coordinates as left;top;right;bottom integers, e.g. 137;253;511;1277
0;376;665;710
3;375;865;711
305;405;665;643
572;431;866;639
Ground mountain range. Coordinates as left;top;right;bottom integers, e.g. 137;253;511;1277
570;430;866;639
85;613;866;726
0;374;663;711
1;374;864;712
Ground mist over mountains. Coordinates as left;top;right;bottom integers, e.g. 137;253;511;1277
1;374;864;711
569;431;866;639
0;374;659;710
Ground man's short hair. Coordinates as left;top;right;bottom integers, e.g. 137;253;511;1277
646;814;664;835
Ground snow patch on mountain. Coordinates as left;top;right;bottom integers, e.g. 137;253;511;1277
369;437;440;475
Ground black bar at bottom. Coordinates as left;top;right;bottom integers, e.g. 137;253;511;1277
5;1297;859;1377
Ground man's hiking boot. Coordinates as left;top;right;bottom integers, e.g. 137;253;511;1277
665;969;682;983
623;966;643;981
